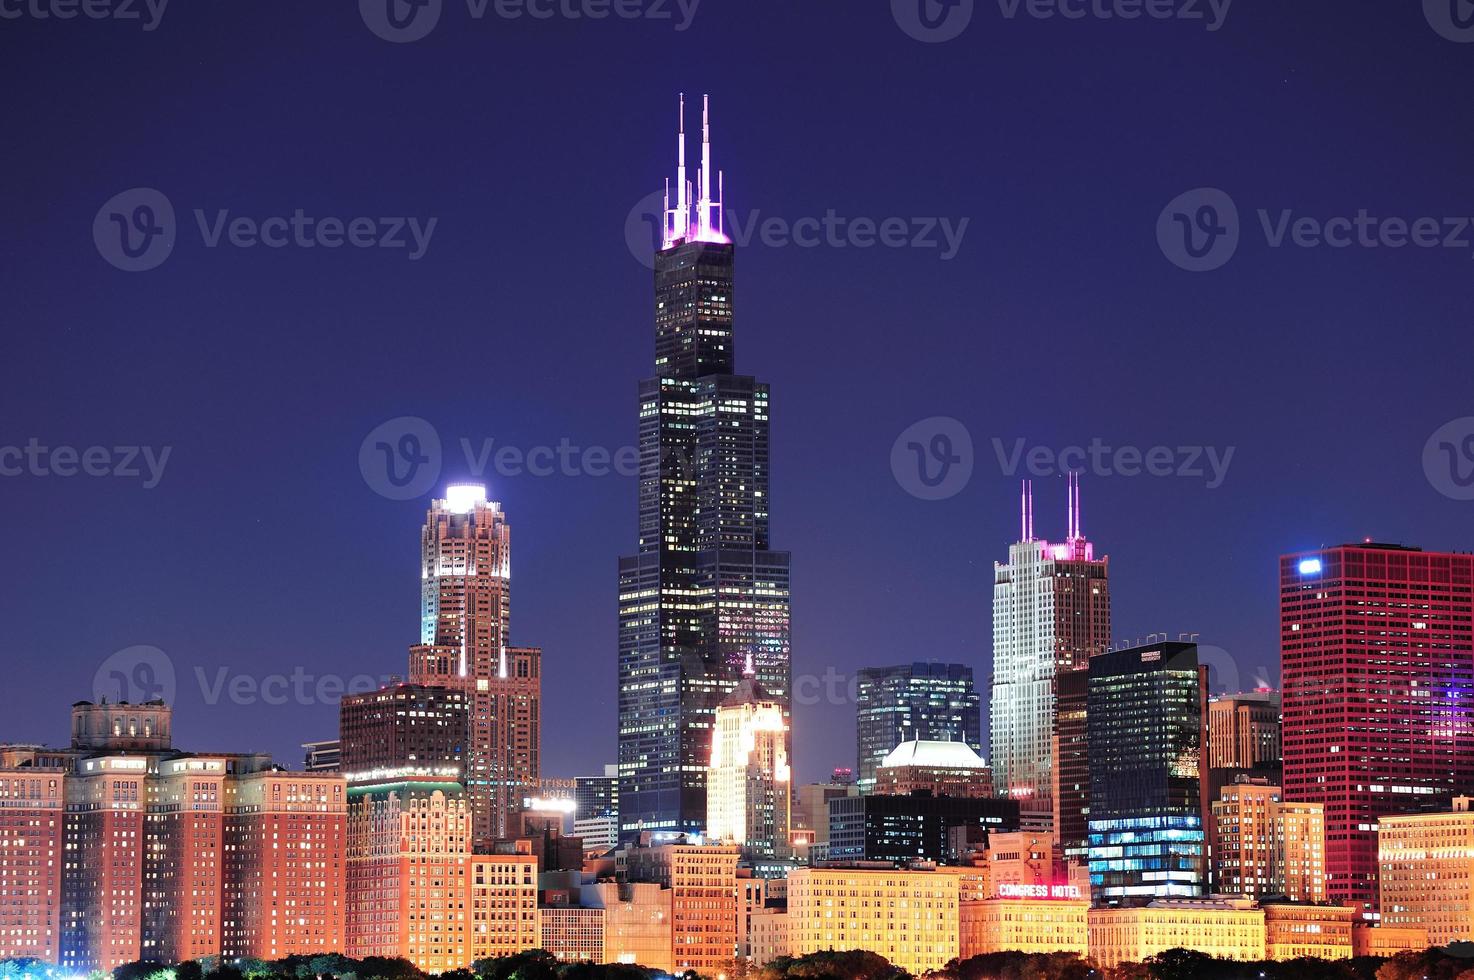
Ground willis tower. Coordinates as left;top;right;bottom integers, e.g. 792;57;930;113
617;95;792;837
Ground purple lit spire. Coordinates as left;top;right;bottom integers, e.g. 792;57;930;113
663;92;730;249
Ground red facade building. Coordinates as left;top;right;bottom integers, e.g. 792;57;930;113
1281;542;1474;917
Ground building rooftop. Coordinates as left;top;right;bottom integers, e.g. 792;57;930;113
878;739;987;771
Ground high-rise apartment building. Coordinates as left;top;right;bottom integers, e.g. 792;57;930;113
991;477;1110;814
617;96;791;838
1207;691;1281;770
854;663;982;793
409;485;542;848
1281;543;1474;917
706;675;790;858
1086;641;1209;903
0;767;64;963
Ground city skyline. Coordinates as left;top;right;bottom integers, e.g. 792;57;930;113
6;4;1474;792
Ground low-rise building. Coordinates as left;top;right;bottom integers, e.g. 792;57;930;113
787;865;959;974
1088;898;1265;969
1261;902;1354;961
582;881;672;971
1379;797;1474;946
623;836;739;973
748;907;788;967
1350;923;1429;958
540;905;605;963
959;897;1088;957
469;846;539;961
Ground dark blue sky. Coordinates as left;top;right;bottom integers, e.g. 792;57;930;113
4;0;1474;782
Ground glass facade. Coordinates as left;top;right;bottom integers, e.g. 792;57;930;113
617;235;792;837
1086;641;1208;902
854;663;982;792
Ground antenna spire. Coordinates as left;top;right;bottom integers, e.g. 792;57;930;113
661;92;730;250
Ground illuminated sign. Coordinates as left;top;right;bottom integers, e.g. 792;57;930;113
997;883;1083;900
1299;558;1323;575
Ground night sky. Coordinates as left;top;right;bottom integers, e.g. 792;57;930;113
4;1;1473;784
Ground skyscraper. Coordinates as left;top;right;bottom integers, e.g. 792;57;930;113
991;476;1111;814
1086;640;1209;903
617;95;791;837
409;484;541;848
854;663;982;793
706;672;791;858
1281;542;1474;917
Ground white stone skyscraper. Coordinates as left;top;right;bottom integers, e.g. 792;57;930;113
989;475;1110;816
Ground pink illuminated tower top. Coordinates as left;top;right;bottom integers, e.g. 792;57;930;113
663;93;730;249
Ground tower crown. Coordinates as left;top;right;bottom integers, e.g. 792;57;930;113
662;93;730;249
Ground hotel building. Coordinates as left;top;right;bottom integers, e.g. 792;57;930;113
1087;898;1265;969
1261;902;1354;961
959;895;1088;958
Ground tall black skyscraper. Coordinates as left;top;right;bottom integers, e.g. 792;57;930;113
617;95;792;837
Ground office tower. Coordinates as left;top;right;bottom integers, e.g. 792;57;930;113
1207;691;1282;770
618;95;791;837
706;673;791;858
873;739;993;798
1087;640;1209;903
303;739;341;772
0;768;64;963
854;663;982;792
991;476;1111;814
794;781;857;848
1281;543;1474;917
826;793;1019;864
623;835;740;974
1378;796;1474;946
409;484;542;848
345;783;472;970
574;765;620;851
787;866;960;974
1210;777;1326;902
339;682;468;781
1052;666;1090;862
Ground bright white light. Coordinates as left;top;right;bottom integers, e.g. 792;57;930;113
1299;558;1323;575
444;484;487;514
